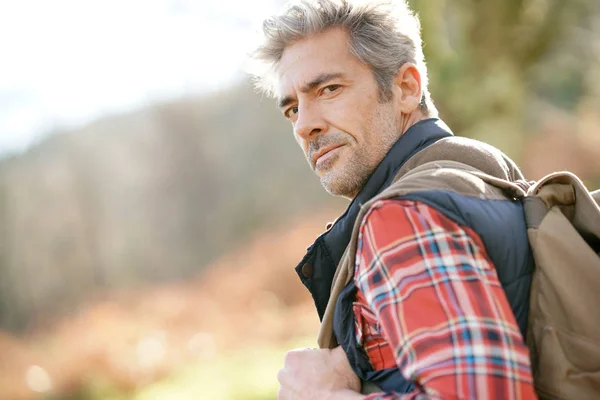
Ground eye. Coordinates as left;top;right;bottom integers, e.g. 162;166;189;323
284;106;299;119
322;84;341;94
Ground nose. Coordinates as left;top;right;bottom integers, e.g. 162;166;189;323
294;102;327;140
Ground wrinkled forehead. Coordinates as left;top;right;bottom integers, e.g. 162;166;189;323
274;28;356;98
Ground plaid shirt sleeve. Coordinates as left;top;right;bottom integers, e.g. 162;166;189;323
354;199;536;400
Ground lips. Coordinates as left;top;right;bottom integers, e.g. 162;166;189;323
312;144;344;167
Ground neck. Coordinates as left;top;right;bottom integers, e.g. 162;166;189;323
400;109;428;136
344;111;431;201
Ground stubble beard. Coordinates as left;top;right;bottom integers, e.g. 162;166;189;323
319;149;371;198
315;103;399;198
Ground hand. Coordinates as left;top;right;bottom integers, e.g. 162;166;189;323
277;346;362;400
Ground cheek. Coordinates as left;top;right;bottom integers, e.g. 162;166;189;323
324;91;377;141
322;103;359;140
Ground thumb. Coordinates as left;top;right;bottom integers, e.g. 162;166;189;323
331;346;361;391
331;345;347;359
331;346;351;370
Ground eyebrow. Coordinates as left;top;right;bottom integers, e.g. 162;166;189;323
277;72;345;110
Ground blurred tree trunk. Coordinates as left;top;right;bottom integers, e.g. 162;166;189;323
68;149;106;289
0;163;28;331
0;162;12;328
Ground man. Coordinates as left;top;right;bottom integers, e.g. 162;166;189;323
249;0;537;398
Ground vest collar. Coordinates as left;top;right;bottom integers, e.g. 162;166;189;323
295;118;454;318
350;118;452;215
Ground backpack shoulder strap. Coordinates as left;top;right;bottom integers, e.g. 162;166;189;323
390;159;528;200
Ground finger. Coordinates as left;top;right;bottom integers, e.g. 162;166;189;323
277;387;286;400
331;346;361;392
283;350;295;367
276;367;286;385
331;345;348;363
330;347;353;375
283;347;312;366
277;366;295;388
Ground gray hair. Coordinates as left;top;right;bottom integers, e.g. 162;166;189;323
249;0;437;115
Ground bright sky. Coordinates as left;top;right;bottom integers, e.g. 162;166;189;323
0;0;280;154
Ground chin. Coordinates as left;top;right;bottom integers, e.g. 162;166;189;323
320;173;346;196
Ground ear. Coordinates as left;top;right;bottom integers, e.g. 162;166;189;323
392;63;422;114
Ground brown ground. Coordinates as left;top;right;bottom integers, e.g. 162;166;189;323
0;211;337;400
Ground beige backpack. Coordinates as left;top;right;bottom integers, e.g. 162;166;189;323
470;170;600;400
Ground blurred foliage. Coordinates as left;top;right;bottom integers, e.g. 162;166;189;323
48;338;312;400
130;338;314;400
0;0;599;399
0;85;345;332
410;0;600;156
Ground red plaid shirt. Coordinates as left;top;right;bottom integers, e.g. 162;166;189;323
353;199;537;399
